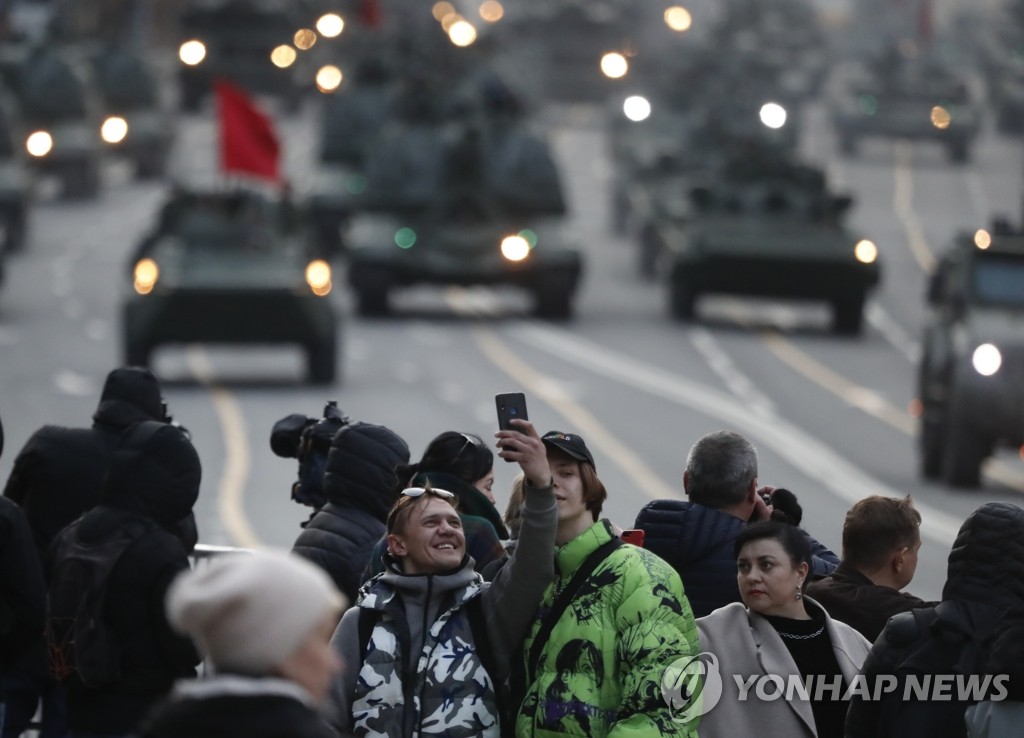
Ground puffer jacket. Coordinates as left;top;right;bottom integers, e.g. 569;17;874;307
846;502;1024;738
514;519;700;738
49;421;202;734
292;421;409;604
635;499;838;617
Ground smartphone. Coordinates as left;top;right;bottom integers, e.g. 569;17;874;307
495;392;529;461
621;529;646;547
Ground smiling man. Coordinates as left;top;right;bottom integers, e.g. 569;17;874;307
326;418;556;738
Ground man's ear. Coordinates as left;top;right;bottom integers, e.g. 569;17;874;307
682;471;690;495
747;477;759;503
892;546;908;573
387;533;407;558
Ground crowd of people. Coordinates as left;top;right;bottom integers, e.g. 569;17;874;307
0;365;1022;738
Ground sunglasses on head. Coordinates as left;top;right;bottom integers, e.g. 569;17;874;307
401;486;456;500
450;432;482;466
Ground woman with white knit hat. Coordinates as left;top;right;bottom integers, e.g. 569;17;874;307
139;549;347;738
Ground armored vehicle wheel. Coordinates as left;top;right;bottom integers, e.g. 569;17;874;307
124;340;151;368
947;139;970;164
3;207;27;253
669;280;697;321
533;271;575;320
637;231;659;279
307;339;337;385
135;149;168;180
832;292;865;336
941;403;987;487
919;410;945;480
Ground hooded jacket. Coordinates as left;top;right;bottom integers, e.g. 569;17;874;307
3;366;166;555
635;499;839;617
515;519;700;738
0;496;46;672
292;421;410;604
846;502;1024;738
328;481;557;738
48;421;203;734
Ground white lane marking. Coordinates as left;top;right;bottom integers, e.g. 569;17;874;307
507;323;963;544
688;326;775;417
865;302;920;363
893;143;936;273
185;347;262;549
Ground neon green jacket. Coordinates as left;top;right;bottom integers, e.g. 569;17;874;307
515;519;700;737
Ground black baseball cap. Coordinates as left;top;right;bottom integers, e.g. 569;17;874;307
542;431;595;469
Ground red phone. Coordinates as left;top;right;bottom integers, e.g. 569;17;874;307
621;529;645;547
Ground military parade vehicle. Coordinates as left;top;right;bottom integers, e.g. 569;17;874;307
917;219;1024;487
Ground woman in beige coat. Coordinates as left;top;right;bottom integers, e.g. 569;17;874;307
695;521;870;738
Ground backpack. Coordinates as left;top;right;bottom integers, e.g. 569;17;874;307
46;518;153;688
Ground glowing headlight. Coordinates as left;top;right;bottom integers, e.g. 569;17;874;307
974;229;991;250
479;0;504;22
664;6;692;32
448;19;477;46
26;130;53;157
623;96;651;122
317;65;343;93
271;45;297;68
179;40;206;66
133;258;159;295
294;29;317;50
501;235;530;261
316;13;344;37
854;239;878;264
305;259;332;296
759;102;787;129
101;116;128;144
601;52;628;79
931;105;951;129
972;343;1002;376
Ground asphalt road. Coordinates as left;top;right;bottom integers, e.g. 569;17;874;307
2;75;1023;602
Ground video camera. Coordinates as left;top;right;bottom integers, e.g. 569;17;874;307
270;400;350;510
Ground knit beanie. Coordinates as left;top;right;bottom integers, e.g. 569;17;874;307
166;549;345;675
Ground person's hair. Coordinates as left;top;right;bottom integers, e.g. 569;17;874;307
685;431;758;508
734;520;811;572
549;448;607;521
386;483;460;536
842;496;921;571
394;431;492;491
504;474;526;539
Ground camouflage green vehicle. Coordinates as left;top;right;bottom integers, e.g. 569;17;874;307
122;188;339;384
0;92;33;257
345;117;582;319
830;49;980;162
663;149;881;335
917;219;1024;487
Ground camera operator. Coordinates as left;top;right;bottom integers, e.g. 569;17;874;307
282;410;410;606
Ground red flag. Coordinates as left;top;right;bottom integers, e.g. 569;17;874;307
215;80;280;183
359;0;382;28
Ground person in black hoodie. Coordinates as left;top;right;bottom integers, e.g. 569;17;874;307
362;430;508;580
47;421;202;738
2;366;192;738
291;421;410;605
0;412;47;735
846;501;1024;738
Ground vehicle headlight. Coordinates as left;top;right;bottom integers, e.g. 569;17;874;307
623;95;651;122
931;105;951;129
133;258;159;295
601;52;628;79
316;65;343;93
101;116;128;144
305;259;332;296
316;13;344;37
271;45;297;68
179;40;206;66
972;343;1002;376
26;130;53;157
759;102;787;129
854;239;878;264
501;234;530;262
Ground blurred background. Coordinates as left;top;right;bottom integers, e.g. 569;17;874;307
1;0;1023;601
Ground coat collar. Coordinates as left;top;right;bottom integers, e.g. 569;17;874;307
555;519;612;578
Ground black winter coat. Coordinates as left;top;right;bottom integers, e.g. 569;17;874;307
293;503;385;604
635;499;839;618
140;676;342;738
846;502;1024;738
0;496;46;672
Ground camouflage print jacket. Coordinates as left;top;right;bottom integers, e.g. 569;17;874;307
515;519;701;738
328;483;557;738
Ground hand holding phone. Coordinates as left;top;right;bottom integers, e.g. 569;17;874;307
495;393;528;462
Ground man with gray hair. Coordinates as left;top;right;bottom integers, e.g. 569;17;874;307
634;430;837;617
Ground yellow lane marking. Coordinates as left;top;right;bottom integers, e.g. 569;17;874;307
471;326;678;501
893;142;936;273
185;347;263;548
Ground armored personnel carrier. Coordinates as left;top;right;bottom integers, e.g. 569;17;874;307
917;219;1024;486
662;146;881;334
